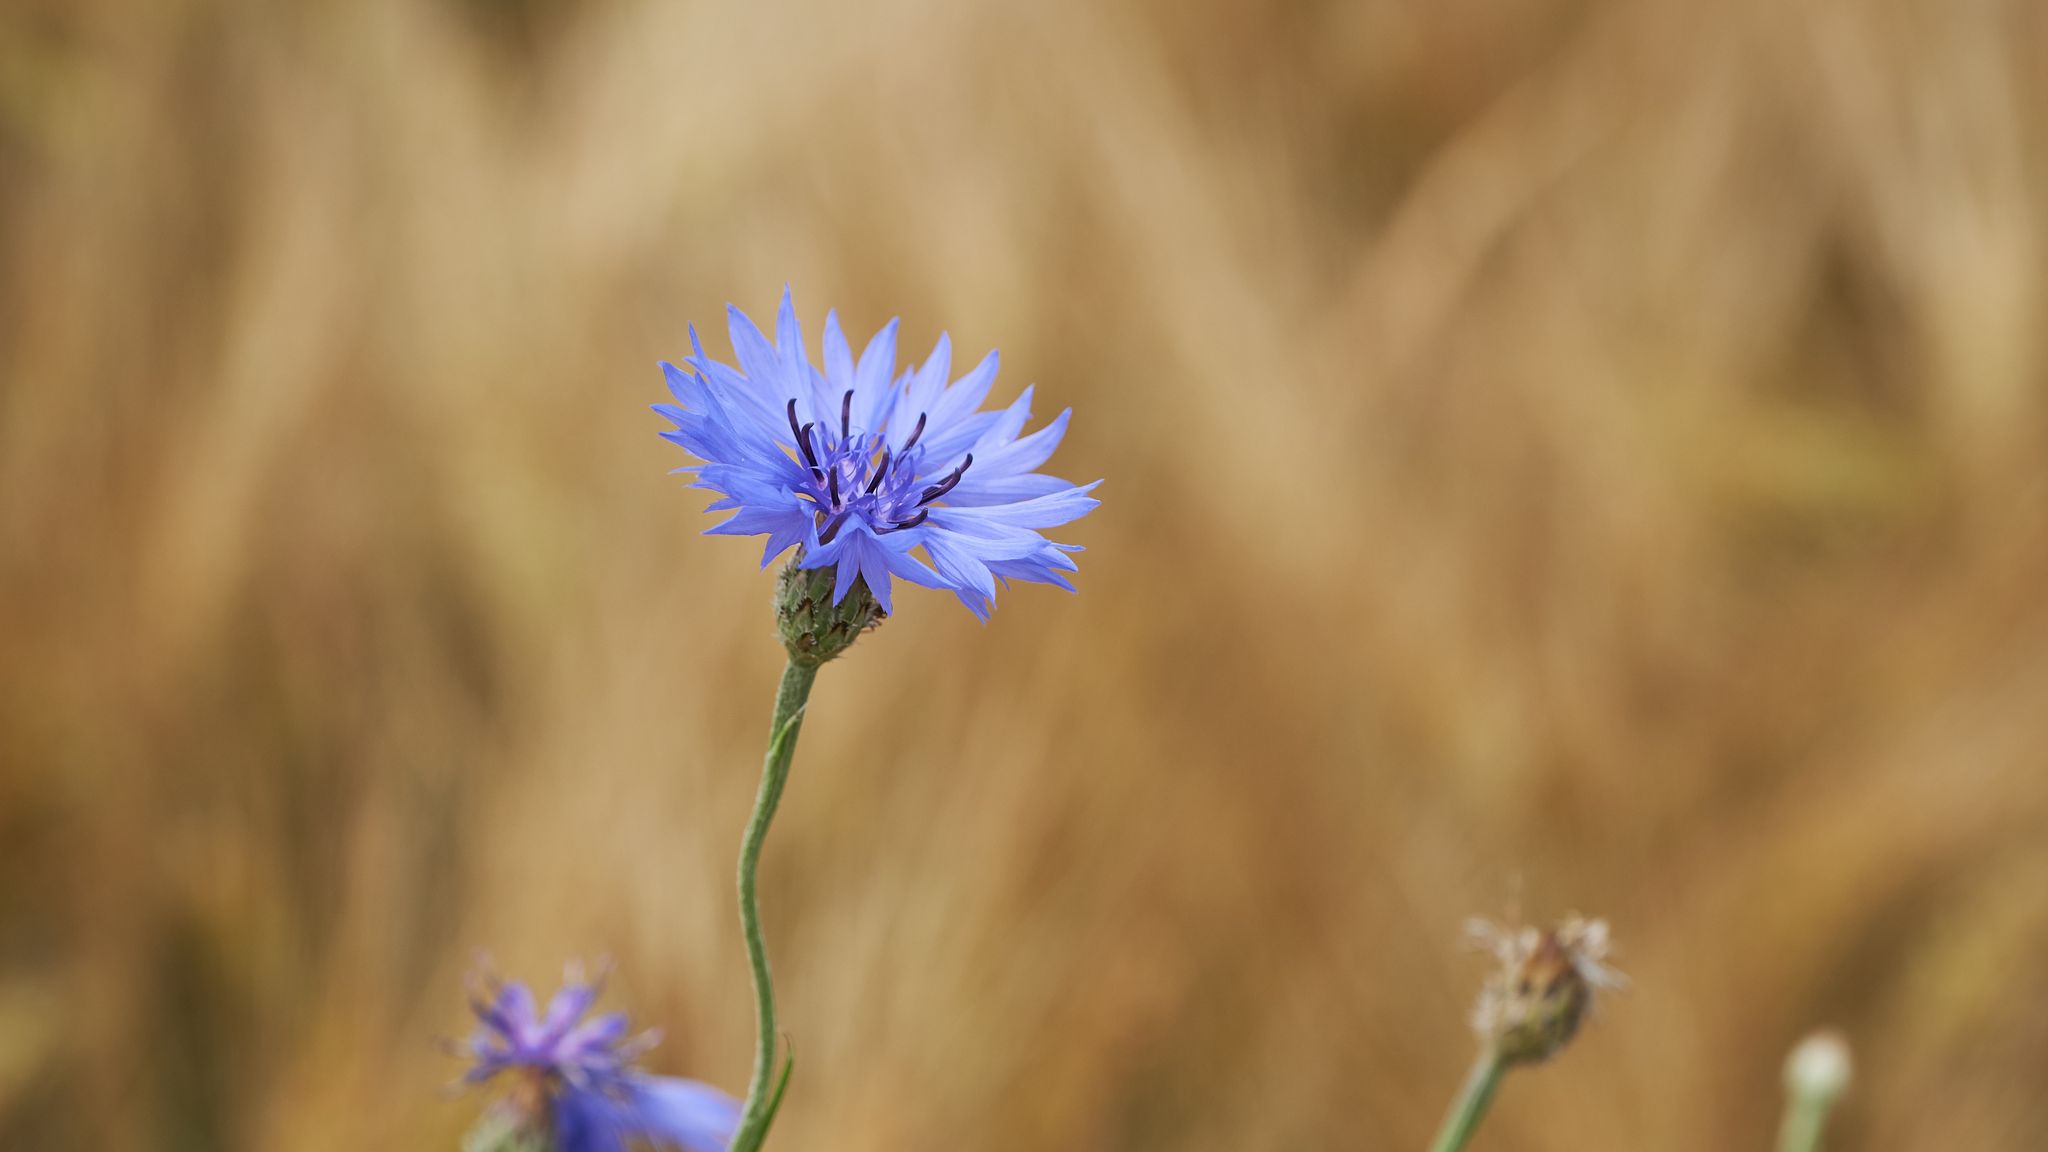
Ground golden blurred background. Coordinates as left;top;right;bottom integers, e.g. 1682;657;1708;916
5;0;2048;1148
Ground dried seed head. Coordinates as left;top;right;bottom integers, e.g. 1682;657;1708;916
1467;914;1625;1065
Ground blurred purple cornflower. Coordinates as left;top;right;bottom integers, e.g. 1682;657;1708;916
655;289;1100;619
460;966;739;1152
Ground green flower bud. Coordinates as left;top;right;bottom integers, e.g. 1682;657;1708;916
1784;1030;1852;1102
775;558;884;666
1778;1030;1852;1152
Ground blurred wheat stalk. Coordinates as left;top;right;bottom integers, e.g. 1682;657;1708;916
4;0;2048;1149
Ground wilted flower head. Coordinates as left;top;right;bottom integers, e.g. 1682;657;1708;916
459;965;739;1152
1465;915;1625;1065
656;289;1100;621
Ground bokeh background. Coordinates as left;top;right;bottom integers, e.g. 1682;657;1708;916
5;0;2048;1148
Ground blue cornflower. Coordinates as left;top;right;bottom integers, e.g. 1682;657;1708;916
461;967;740;1152
656;289;1100;620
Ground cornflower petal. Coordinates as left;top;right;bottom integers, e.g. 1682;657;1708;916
458;971;739;1152
656;293;1098;616
626;1077;747;1152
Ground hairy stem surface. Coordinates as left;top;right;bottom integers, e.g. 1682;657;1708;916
728;659;818;1152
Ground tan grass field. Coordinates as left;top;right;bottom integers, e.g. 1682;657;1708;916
4;0;2048;1148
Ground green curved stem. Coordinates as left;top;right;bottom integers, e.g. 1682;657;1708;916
1777;1098;1834;1152
728;659;818;1152
1428;1051;1507;1152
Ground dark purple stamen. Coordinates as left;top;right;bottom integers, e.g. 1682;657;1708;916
881;509;929;533
787;400;822;473
918;453;973;506
828;467;841;507
865;450;892;495
840;390;854;440
900;412;928;453
817;509;852;546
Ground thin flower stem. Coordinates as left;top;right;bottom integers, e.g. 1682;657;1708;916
728;658;818;1152
1776;1096;1834;1152
1428;1050;1508;1152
